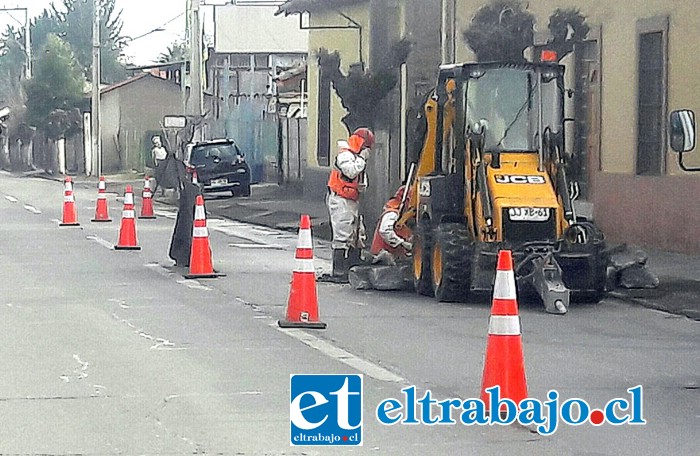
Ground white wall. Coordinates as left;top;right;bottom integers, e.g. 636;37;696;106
214;4;308;53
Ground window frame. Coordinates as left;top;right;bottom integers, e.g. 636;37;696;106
635;16;669;176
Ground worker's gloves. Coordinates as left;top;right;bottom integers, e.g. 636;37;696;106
359;148;370;160
401;241;413;251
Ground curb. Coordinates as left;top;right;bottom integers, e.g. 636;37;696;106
608;290;700;321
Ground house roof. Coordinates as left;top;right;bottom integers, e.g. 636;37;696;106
276;0;365;16
100;73;150;95
126;61;186;72
100;73;178;95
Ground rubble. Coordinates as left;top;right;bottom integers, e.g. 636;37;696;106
607;245;659;290
349;264;413;291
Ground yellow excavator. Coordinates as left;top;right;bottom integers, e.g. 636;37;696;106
397;60;608;314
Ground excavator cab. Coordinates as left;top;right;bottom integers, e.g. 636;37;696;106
401;61;608;314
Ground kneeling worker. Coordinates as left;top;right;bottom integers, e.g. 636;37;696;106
370;185;413;266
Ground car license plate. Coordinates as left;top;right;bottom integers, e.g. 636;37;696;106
508;207;550;222
210;178;228;187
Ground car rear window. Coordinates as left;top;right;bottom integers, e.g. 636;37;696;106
190;143;241;165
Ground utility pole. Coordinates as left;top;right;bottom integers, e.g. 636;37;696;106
441;0;456;64
188;0;203;118
0;7;31;78
23;8;30;78
91;0;102;176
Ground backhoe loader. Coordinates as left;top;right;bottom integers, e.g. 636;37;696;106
398;60;608;314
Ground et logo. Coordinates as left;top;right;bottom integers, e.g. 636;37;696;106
289;374;363;446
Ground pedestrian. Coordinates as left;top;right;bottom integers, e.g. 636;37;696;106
151;136;168;196
370;185;413;266
168;173;200;267
325;127;375;282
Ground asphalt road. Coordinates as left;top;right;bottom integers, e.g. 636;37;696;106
0;172;698;455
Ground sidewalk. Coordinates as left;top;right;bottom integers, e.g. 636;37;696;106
23;170;700;321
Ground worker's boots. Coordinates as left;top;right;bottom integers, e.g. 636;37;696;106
329;248;351;283
347;247;363;269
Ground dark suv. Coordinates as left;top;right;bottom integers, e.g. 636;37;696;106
185;139;251;197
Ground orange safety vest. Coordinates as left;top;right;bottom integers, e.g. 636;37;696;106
327;136;366;201
370;206;412;256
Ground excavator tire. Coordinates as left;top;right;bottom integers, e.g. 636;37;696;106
413;222;434;296
431;223;472;302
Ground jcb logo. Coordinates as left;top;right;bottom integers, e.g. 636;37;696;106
495;174;546;184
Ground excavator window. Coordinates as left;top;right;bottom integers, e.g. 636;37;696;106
462;66;564;154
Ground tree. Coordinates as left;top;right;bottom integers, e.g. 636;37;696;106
546;8;590;61
463;0;535;63
0;26;28;169
31;0;128;84
463;0;589;63
157;38;187;64
25;35;85;137
317;38;411;132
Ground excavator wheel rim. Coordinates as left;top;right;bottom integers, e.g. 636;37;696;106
432;243;443;288
413;239;422;281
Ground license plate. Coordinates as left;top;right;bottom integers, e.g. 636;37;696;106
508;207;550;222
210;178;228;186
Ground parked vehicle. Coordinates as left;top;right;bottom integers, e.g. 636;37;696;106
185;139;251;197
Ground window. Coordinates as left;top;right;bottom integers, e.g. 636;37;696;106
229;54;250;69
636;17;668;176
254;54;269;70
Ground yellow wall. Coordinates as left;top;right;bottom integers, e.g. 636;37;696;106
456;0;700;174
305;5;371;168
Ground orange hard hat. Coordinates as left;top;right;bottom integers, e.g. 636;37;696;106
352;127;375;149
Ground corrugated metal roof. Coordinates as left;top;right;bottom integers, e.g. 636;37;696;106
276;0;365;16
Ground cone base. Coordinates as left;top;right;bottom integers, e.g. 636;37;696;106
91;218;112;223
278;319;327;330
183;272;226;279
114;245;141;250
59;222;80;226
138;215;157;219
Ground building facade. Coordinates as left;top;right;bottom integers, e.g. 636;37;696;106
100;74;182;173
450;0;700;253
210;1;308;183
278;0;442;231
281;0;700;253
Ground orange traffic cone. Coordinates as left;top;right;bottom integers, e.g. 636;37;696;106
480;250;528;414
139;176;156;219
278;215;327;329
59;176;80;226
91;176;112;222
184;195;224;278
114;185;141;251
192;169;199;185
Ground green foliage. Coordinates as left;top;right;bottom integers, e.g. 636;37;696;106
317;38;411;132
157;38;188;64
31;0;127;84
463;1;590;63
24;34;85;137
463;0;535;63
0;26;27;109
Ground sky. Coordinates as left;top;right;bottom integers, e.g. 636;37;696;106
0;0;220;65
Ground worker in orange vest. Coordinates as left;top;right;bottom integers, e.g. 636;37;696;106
370;185;413;266
326;127;375;281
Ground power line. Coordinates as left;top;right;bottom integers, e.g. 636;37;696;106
126;12;184;42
